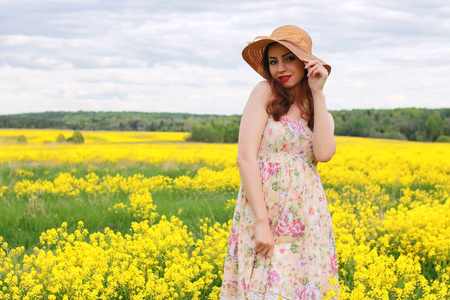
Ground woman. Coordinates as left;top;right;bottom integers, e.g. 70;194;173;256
220;25;340;299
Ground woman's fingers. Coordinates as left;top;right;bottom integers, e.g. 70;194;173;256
303;59;326;73
255;241;274;257
307;65;320;77
254;222;275;257
260;246;270;257
260;245;274;258
303;58;319;69
302;58;328;93
255;242;271;251
303;58;322;68
304;61;326;76
255;246;272;257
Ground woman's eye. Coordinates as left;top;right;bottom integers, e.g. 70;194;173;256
269;60;277;65
285;56;295;62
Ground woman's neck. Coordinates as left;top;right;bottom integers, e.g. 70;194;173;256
291;83;308;104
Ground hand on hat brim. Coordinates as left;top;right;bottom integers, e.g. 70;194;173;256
302;58;328;94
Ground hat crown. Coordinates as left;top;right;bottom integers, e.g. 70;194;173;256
270;25;312;54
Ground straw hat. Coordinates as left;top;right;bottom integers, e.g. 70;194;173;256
242;25;331;80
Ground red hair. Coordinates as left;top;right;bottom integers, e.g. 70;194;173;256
263;43;315;130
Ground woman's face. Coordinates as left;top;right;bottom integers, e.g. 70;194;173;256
267;43;305;89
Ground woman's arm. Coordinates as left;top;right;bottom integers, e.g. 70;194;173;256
311;92;336;162
303;58;336;162
236;81;274;258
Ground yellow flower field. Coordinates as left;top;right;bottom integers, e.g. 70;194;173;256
0;129;189;145
0;132;449;299
0;143;237;167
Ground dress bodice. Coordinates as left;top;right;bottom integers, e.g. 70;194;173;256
257;115;317;168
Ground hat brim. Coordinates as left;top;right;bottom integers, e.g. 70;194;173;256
242;38;331;80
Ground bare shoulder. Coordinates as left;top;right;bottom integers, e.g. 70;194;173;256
252;80;272;96
254;80;271;91
238;81;270;156
248;81;272;106
242;81;270;118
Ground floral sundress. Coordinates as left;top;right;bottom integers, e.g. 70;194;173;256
220;115;340;300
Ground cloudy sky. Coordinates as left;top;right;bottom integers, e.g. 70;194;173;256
1;0;449;115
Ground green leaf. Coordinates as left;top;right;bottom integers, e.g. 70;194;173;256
272;181;279;191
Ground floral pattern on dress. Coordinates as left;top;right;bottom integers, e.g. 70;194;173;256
275;208;306;238
220;115;340;299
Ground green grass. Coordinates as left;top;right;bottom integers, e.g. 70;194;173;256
0;161;236;252
153;190;234;236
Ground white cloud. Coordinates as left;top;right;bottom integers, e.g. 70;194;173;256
0;63;260;114
0;0;449;115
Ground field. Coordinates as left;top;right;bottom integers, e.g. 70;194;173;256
0;129;449;299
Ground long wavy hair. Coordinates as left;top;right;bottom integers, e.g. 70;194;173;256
263;42;314;130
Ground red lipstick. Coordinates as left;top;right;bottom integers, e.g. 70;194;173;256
279;75;291;82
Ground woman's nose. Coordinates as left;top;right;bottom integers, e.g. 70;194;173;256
277;61;286;72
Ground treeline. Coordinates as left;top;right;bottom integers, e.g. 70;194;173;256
0;111;219;132
333;108;450;142
186;116;240;143
1;108;449;143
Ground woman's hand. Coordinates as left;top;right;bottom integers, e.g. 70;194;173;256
254;220;275;258
302;58;328;94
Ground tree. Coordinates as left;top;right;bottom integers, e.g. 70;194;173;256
56;134;66;143
66;131;84;143
343;112;373;137
425;114;444;141
436;135;450;143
